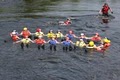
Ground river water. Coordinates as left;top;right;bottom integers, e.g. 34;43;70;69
0;0;120;80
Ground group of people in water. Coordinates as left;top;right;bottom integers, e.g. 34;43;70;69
9;3;112;56
10;27;111;54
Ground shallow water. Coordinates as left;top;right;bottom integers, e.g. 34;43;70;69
0;0;120;80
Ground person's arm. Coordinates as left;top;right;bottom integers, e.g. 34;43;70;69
99;9;102;14
70;40;75;45
13;40;21;44
55;40;60;44
109;7;113;13
29;38;34;43
46;40;50;43
43;40;47;43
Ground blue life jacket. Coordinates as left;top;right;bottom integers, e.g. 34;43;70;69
49;40;56;45
67;34;74;40
63;41;71;46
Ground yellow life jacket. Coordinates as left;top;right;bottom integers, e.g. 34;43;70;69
35;32;44;37
21;38;31;44
75;41;86;48
56;33;64;38
47;33;55;38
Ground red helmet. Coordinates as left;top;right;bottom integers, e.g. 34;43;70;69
36;28;41;32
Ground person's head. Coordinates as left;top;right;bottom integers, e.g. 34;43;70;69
89;41;94;46
51;37;55;40
103;37;111;43
80;39;83;42
95;33;99;37
67;18;71;20
49;30;53;33
103;3;108;7
80;33;85;36
13;30;16;32
12;30;16;35
69;30;73;34
57;30;61;33
36;28;41;32
66;37;69;41
23;27;27;31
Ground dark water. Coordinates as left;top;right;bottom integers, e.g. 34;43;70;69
0;0;120;80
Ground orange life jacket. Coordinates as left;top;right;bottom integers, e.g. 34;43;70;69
21;30;31;38
11;35;19;42
35;39;45;44
102;6;110;14
102;43;111;51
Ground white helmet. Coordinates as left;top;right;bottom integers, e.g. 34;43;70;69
81;33;84;36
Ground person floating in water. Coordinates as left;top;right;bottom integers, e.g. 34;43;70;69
96;37;111;54
10;30;20;42
59;18;72;26
65;30;77;40
99;3;113;17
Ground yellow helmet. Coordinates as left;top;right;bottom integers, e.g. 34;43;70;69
89;41;94;46
103;37;111;43
23;27;27;30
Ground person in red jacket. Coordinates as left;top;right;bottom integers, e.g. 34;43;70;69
20;27;32;39
99;3;113;17
96;37;111;55
10;30;20;42
34;36;46;50
91;33;101;42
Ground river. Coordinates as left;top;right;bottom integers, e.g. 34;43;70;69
0;0;120;80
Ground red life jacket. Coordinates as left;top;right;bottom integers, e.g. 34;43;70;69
21;30;31;38
64;20;71;25
102;43;111;51
102;6;110;14
91;36;101;42
35;39;45;44
11;35;19;42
